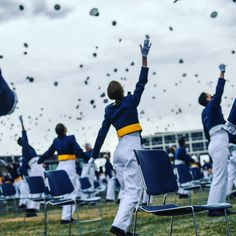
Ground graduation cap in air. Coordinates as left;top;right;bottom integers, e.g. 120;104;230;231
54;81;58;86
26;76;34;82
0;55;3;59
112;21;117;26
210;11;218;18
90;8;99;17
19;5;24;11
24;43;28;48
93;52;97;57
169;26;173;31
179;59;184;64
54;4;61;11
232;50;235;54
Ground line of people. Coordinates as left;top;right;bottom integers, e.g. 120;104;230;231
1;36;236;235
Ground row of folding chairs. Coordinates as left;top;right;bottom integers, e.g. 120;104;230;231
133;150;232;236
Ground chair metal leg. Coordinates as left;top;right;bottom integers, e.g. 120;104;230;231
75;205;83;236
97;202;106;236
191;207;198;236
224;209;230;236
68;204;73;236
133;209;138;235
168;216;174;236
44;203;48;236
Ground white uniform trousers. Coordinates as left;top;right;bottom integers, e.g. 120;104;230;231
227;151;236;195
207;130;229;204
106;176;116;201
57;160;78;220
27;157;45;210
112;132;142;233
80;163;96;199
14;178;28;206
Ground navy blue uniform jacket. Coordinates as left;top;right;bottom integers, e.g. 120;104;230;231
201;78;226;140
38;135;87;164
105;160;113;178
228;99;236;125
20;130;38;176
0;69;16;116
92;67;149;159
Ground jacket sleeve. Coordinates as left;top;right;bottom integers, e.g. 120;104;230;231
92;107;111;159
21;130;29;146
70;135;88;160
19;158;29;176
38;143;55;164
128;67;149;107
210;78;225;108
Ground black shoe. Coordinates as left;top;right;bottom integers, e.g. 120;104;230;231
61;218;76;224
26;211;37;218
106;199;114;203
178;194;189;199
116;199;120;205
110;226;126;236
19;204;26;209
208;210;225;217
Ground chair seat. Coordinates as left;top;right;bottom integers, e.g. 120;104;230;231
30;197;52;202
181;184;201;191
139;203;232;216
77;196;101;203
48;198;75;206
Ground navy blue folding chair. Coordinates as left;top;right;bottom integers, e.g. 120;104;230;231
175;164;203;204
1;182;18;214
134;150;232;236
77;177;105;236
44;170;76;236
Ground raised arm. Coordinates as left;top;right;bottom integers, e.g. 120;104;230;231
37;143;56;164
91;108;111;160
210;64;226;107
129;36;151;106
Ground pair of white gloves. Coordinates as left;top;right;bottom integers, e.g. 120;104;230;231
225;121;236;135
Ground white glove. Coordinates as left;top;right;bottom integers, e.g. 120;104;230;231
225;121;236;135
219;64;226;73
140;35;152;57
88;157;95;164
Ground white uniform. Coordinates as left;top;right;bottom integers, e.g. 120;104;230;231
207;129;229;204
227;144;236;195
57;160;79;220
112;132;142;232
106;175;116;201
26;157;45;210
14;177;28;206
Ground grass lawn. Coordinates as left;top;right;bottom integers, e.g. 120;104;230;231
0;190;236;236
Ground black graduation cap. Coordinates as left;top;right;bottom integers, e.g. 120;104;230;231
90;8;99;17
232;50;235;54
100;92;106;98
179;59;184;64
210;11;218;18
106;73;111;77
95;46;99;49
0;55;3;59
79;64;83;68
130;62;135;66
114;68;118;73
24;43;28;48
118;38;122;42
26;76;34;82
195;74;198;77
54;4;61;11
125;68;129;72
90;99;95;105
24;51;27;55
19;5;24;11
182;73;187;77
103;99;108;104
112;21;117;26
169;26;173;31
93;52;97;57
54;81;58;86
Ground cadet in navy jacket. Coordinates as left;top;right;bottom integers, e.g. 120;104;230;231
90;37;151;235
198;64;230;216
225;99;236;135
0;68;17;116
38;123;87;224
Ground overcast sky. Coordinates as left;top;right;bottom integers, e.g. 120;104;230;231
0;0;235;156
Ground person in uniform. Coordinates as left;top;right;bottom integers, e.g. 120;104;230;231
0;68;17;116
89;36;151;236
198;64;232;216
225;99;236;135
17;117;45;217
227;144;236;197
37;123;88;224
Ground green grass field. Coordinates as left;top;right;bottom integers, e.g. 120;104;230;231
0;191;236;236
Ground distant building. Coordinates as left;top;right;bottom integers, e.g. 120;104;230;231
142;129;209;158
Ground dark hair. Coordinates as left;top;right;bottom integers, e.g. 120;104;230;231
198;92;208;107
17;137;22;146
178;137;185;146
55;123;66;137
107;81;124;101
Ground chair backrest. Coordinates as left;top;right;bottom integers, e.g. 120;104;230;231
79;177;91;190
26;176;46;194
1;183;16;196
45;170;74;197
134;150;178;196
190;167;203;180
176;164;193;184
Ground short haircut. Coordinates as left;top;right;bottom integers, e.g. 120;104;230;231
178;137;185;146
198;92;208;107
55;123;66;137
107;81;124;101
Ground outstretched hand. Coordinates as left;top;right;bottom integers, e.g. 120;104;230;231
140;36;151;57
219;64;226;73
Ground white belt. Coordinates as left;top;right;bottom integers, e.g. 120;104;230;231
28;157;39;166
209;124;225;137
175;159;185;165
